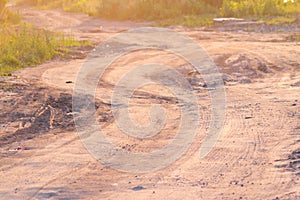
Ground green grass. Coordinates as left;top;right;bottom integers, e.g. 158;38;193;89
1;0;92;76
0;24;91;76
220;0;300;18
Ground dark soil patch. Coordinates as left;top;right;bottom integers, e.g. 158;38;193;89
0;78;114;147
0;81;75;146
275;147;300;177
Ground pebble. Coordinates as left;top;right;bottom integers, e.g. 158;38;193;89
132;186;145;191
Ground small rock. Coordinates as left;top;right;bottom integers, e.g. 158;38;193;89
239;77;252;84
37;192;57;198
289;149;300;159
65;81;73;84
9;146;30;151
291;81;300;87
222;74;235;83
132;186;145;191
257;62;270;73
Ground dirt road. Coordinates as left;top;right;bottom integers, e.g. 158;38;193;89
0;6;299;200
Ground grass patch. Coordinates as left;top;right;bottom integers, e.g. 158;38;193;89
0;24;91;76
220;0;300;18
1;0;92;76
263;16;296;25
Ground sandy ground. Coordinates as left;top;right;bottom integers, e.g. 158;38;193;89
0;6;300;200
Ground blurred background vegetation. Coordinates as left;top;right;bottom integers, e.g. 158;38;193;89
15;0;300;21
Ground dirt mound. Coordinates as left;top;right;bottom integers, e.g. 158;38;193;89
211;53;276;84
